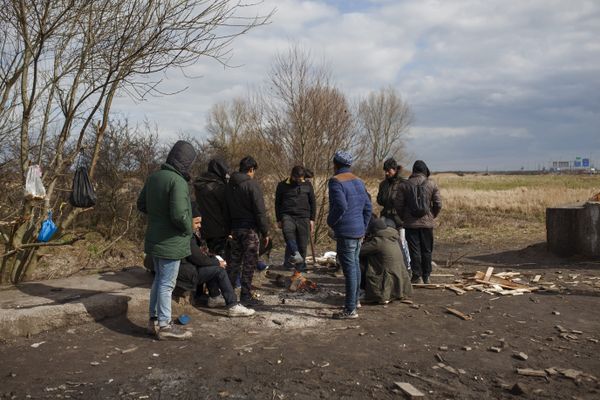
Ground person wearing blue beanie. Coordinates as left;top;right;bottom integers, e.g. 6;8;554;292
327;150;372;319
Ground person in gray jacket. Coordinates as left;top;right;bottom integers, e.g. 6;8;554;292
394;160;442;284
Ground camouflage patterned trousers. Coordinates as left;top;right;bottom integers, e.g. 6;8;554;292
227;228;259;299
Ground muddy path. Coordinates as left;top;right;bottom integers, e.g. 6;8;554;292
1;242;599;400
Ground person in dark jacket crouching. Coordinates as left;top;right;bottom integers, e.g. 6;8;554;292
327;150;372;319
360;218;413;304
224;156;270;306
178;205;255;317
194;158;230;256
275;165;316;272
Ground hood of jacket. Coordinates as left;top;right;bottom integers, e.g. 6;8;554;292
207;159;229;182
166;141;196;181
374;226;400;240
229;171;252;186
412;160;430;178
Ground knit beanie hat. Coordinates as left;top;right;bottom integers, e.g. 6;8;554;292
333;150;353;167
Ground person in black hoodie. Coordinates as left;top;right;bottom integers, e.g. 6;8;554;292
224;156;270;306
177;204;255;317
194;159;230;256
275;165;316;272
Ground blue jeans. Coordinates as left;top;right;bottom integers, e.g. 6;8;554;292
149;257;180;327
336;238;361;312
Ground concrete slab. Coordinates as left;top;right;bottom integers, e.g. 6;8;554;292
546;201;600;257
0;267;152;339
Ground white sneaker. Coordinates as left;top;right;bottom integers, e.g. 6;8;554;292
228;303;255;317
207;295;226;308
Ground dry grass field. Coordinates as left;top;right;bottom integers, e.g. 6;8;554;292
433;173;599;247
366;173;599;250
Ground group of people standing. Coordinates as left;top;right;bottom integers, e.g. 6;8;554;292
137;140;441;339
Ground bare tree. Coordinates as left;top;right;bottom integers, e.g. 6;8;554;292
357;86;413;173
0;0;272;283
205;98;254;165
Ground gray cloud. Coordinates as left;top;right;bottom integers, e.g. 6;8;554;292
113;0;600;170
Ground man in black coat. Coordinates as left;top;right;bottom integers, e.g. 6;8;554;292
194;159;230;256
275;165;316;272
224;156;270;306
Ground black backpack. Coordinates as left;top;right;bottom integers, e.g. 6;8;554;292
407;180;429;218
69;166;97;208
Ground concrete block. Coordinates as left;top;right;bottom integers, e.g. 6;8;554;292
546;202;600;257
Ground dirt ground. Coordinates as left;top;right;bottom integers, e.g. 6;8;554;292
1;240;599;400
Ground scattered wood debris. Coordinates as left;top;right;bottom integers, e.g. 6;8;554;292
513;352;528;361
394;382;425;398
445;307;472;320
516;368;546;378
412;268;543;296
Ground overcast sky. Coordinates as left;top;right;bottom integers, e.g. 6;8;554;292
113;0;600;171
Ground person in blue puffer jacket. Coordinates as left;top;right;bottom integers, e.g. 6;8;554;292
327;150;372;319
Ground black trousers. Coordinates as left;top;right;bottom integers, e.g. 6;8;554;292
281;215;310;271
196;266;237;306
405;228;434;279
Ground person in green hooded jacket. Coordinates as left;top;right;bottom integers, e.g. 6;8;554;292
137;140;196;340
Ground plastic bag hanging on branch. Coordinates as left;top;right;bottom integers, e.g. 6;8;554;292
69;151;97;208
38;211;57;242
24;165;46;200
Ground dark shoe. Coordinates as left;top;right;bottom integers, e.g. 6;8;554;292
332;309;358;320
240;295;264;307
207;295;226;308
422;276;430;284
147;317;158;336
157;323;192;340
411;275;422;284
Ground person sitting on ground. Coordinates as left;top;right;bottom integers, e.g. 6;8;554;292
177;204;255;317
275;165;316;273
359;217;413;304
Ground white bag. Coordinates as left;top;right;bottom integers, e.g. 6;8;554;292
25;165;46;199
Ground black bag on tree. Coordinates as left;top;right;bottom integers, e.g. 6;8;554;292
69;166;96;208
407;180;429;218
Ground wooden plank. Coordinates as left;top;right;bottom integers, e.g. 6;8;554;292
475;279;529;291
516;368;547;377
412;283;445;289
445;307;473;320
532;275;542;283
483;267;494;281
394;382;425;398
472;271;486;280
445;285;466;295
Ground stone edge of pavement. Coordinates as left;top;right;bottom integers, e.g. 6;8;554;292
0;271;150;340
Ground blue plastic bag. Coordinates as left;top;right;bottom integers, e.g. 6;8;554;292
38;211;57;242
